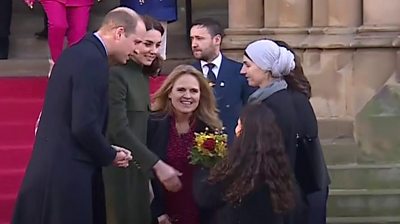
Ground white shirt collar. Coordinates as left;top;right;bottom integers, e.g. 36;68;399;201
94;32;108;55
200;53;222;78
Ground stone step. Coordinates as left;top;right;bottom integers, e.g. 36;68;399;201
0;59;50;77
327;216;400;224
328;164;400;189
9;12;192;60
9;37;49;59
318;118;354;139
321;138;359;165
327;189;400;217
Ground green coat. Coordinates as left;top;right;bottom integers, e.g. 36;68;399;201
103;61;159;224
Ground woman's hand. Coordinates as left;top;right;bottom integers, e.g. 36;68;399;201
24;0;35;9
158;214;172;224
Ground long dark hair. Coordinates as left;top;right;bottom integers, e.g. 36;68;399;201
272;40;312;99
209;104;295;213
141;15;165;76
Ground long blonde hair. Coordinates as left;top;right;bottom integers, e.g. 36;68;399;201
152;64;222;130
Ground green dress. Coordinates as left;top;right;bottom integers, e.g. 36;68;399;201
103;60;159;224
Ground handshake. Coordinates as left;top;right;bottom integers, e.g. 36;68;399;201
110;145;182;192
112;145;133;168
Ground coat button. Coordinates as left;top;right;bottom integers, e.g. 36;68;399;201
226;104;230;108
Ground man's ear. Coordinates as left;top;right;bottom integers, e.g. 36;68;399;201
214;34;222;45
114;27;125;40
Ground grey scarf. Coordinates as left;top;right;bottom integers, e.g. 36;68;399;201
248;79;288;103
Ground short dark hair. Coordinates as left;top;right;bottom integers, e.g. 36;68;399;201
191;18;224;37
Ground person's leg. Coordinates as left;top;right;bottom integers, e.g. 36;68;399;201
0;0;12;59
43;13;49;33
307;187;329;224
159;21;167;60
66;5;91;47
35;8;49;39
42;1;68;62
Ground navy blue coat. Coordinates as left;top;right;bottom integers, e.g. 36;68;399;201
12;34;116;224
120;0;177;22
193;55;255;143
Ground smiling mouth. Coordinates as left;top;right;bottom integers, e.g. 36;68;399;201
180;100;193;105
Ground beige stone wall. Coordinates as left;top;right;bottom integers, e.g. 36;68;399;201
313;0;362;27
264;0;311;28
223;0;400;119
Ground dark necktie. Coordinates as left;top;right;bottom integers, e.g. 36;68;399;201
205;63;217;84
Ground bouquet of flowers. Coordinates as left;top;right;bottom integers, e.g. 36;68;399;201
189;128;228;168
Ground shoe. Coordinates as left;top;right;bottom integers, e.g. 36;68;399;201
35;29;48;40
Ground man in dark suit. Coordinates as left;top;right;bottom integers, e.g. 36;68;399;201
12;8;145;224
0;0;12;59
190;18;255;143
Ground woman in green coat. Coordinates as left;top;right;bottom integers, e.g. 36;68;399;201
103;16;168;224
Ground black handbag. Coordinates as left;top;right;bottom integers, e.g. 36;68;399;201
294;134;327;195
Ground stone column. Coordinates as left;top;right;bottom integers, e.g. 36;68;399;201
264;0;311;28
228;0;263;28
312;0;328;26
313;0;362;27
363;0;400;27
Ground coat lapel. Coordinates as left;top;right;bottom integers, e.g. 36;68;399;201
193;61;202;72
213;56;231;96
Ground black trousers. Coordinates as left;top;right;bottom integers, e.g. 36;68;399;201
0;0;12;59
307;187;329;224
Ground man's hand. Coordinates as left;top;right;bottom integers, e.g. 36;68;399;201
24;0;35;9
153;160;182;192
112;145;132;168
158;214;172;224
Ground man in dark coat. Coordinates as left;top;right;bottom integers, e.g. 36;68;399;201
190;18;255;143
11;7;145;224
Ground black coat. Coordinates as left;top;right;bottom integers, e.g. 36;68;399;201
193;168;285;224
261;89;309;224
261;89;298;167
146;113;211;224
12;34;116;224
289;90;331;189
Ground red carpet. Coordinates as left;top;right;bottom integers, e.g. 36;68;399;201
0;75;166;223
0;77;47;224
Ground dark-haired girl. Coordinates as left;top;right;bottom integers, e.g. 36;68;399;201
193;103;298;224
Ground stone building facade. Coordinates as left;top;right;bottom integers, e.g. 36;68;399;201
223;0;400;161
